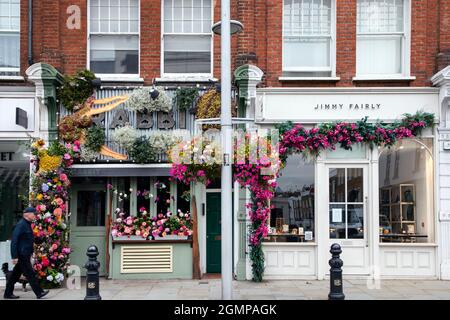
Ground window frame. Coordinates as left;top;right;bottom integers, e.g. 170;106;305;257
160;0;214;79
86;0;141;80
0;0;20;74
355;0;411;79
281;0;337;77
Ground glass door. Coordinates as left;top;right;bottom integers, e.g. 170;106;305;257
327;165;369;275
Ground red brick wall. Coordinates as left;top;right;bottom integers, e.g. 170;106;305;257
14;0;448;88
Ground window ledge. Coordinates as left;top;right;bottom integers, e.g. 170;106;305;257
156;77;218;83
97;76;144;83
352;75;416;82
278;76;340;81
0;75;25;81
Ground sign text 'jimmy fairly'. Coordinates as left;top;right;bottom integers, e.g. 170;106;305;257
314;103;381;110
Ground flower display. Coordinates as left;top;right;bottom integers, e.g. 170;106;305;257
170;111;435;282
29;139;80;287
127;86;172;113
110;125;139;151
111;208;193;239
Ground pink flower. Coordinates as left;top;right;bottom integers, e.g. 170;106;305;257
59;173;68;182
63;153;71;160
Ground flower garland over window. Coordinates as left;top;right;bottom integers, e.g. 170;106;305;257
169;111;435;282
29;139;81;288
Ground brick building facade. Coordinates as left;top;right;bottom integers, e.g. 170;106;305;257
1;0;448;87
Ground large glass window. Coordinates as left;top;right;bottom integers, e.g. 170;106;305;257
0;0;20;75
282;0;333;77
379;139;434;243
266;154;315;242
356;0;406;76
163;0;212;75
89;0;139;75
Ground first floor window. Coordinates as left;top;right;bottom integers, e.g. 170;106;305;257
266;154;315;242
379;138;434;243
89;0;139;75
356;0;407;76
282;0;333;77
0;0;20;74
163;0;212;75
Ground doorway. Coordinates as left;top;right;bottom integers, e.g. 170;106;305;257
206;192;221;273
326;165;370;275
69;186;107;276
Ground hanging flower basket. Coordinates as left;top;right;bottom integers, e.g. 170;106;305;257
127;86;172;113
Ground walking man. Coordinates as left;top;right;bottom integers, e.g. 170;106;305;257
3;207;49;299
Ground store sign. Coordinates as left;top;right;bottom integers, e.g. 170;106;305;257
256;89;439;123
0;98;35;131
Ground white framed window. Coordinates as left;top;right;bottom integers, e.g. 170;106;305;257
356;0;410;78
88;0;140;77
282;0;335;77
0;0;20;75
162;0;213;76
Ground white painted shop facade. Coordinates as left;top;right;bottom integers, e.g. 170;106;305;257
242;68;450;280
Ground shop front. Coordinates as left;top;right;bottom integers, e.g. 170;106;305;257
255;87;440;279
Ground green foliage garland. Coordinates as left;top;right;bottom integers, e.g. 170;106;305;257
175;87;199;111
85;126;106;152
57;70;96;111
128;137;157;163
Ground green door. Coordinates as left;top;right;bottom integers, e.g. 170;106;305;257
69;186;107;276
206;192;221;273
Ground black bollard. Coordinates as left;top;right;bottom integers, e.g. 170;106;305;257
328;243;345;300
84;245;102;300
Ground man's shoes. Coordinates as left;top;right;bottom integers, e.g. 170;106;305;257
3;294;20;299
36;290;49;299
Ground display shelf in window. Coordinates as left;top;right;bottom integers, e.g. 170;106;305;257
379;184;418;242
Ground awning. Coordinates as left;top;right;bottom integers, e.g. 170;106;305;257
69;164;172;177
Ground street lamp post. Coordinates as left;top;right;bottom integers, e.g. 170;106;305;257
212;2;243;300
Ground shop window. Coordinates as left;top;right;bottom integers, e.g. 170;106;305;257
116;177;131;215
162;0;212;75
378;138;434;243
356;0;409;77
76;191;106;226
155;177;171;215
266;154;315;242
89;0;139;76
0;0;20;75
136;176;151;214
177;183;190;213
282;0;334;77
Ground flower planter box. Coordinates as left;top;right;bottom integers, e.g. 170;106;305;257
153;235;188;240
113;235;146;241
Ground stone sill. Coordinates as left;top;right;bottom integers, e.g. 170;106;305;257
0;76;25;81
352;75;416;82
279;76;340;81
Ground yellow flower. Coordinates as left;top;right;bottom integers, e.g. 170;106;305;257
38;151;62;172
36;194;44;201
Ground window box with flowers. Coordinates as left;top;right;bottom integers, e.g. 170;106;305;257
111;207;193;242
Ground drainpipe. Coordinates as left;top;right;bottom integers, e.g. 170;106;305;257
28;0;33;66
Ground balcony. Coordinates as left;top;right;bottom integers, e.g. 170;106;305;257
59;87;206;163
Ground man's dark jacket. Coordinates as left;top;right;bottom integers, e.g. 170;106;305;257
10;218;34;259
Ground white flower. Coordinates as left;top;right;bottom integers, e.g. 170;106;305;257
47;275;54;281
127;87;172;113
111;125;138;151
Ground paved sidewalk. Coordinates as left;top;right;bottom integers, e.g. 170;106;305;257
1;278;450;300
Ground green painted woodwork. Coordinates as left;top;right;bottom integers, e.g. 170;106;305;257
206;192;221;273
69;185;107;276
110;242;193;280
